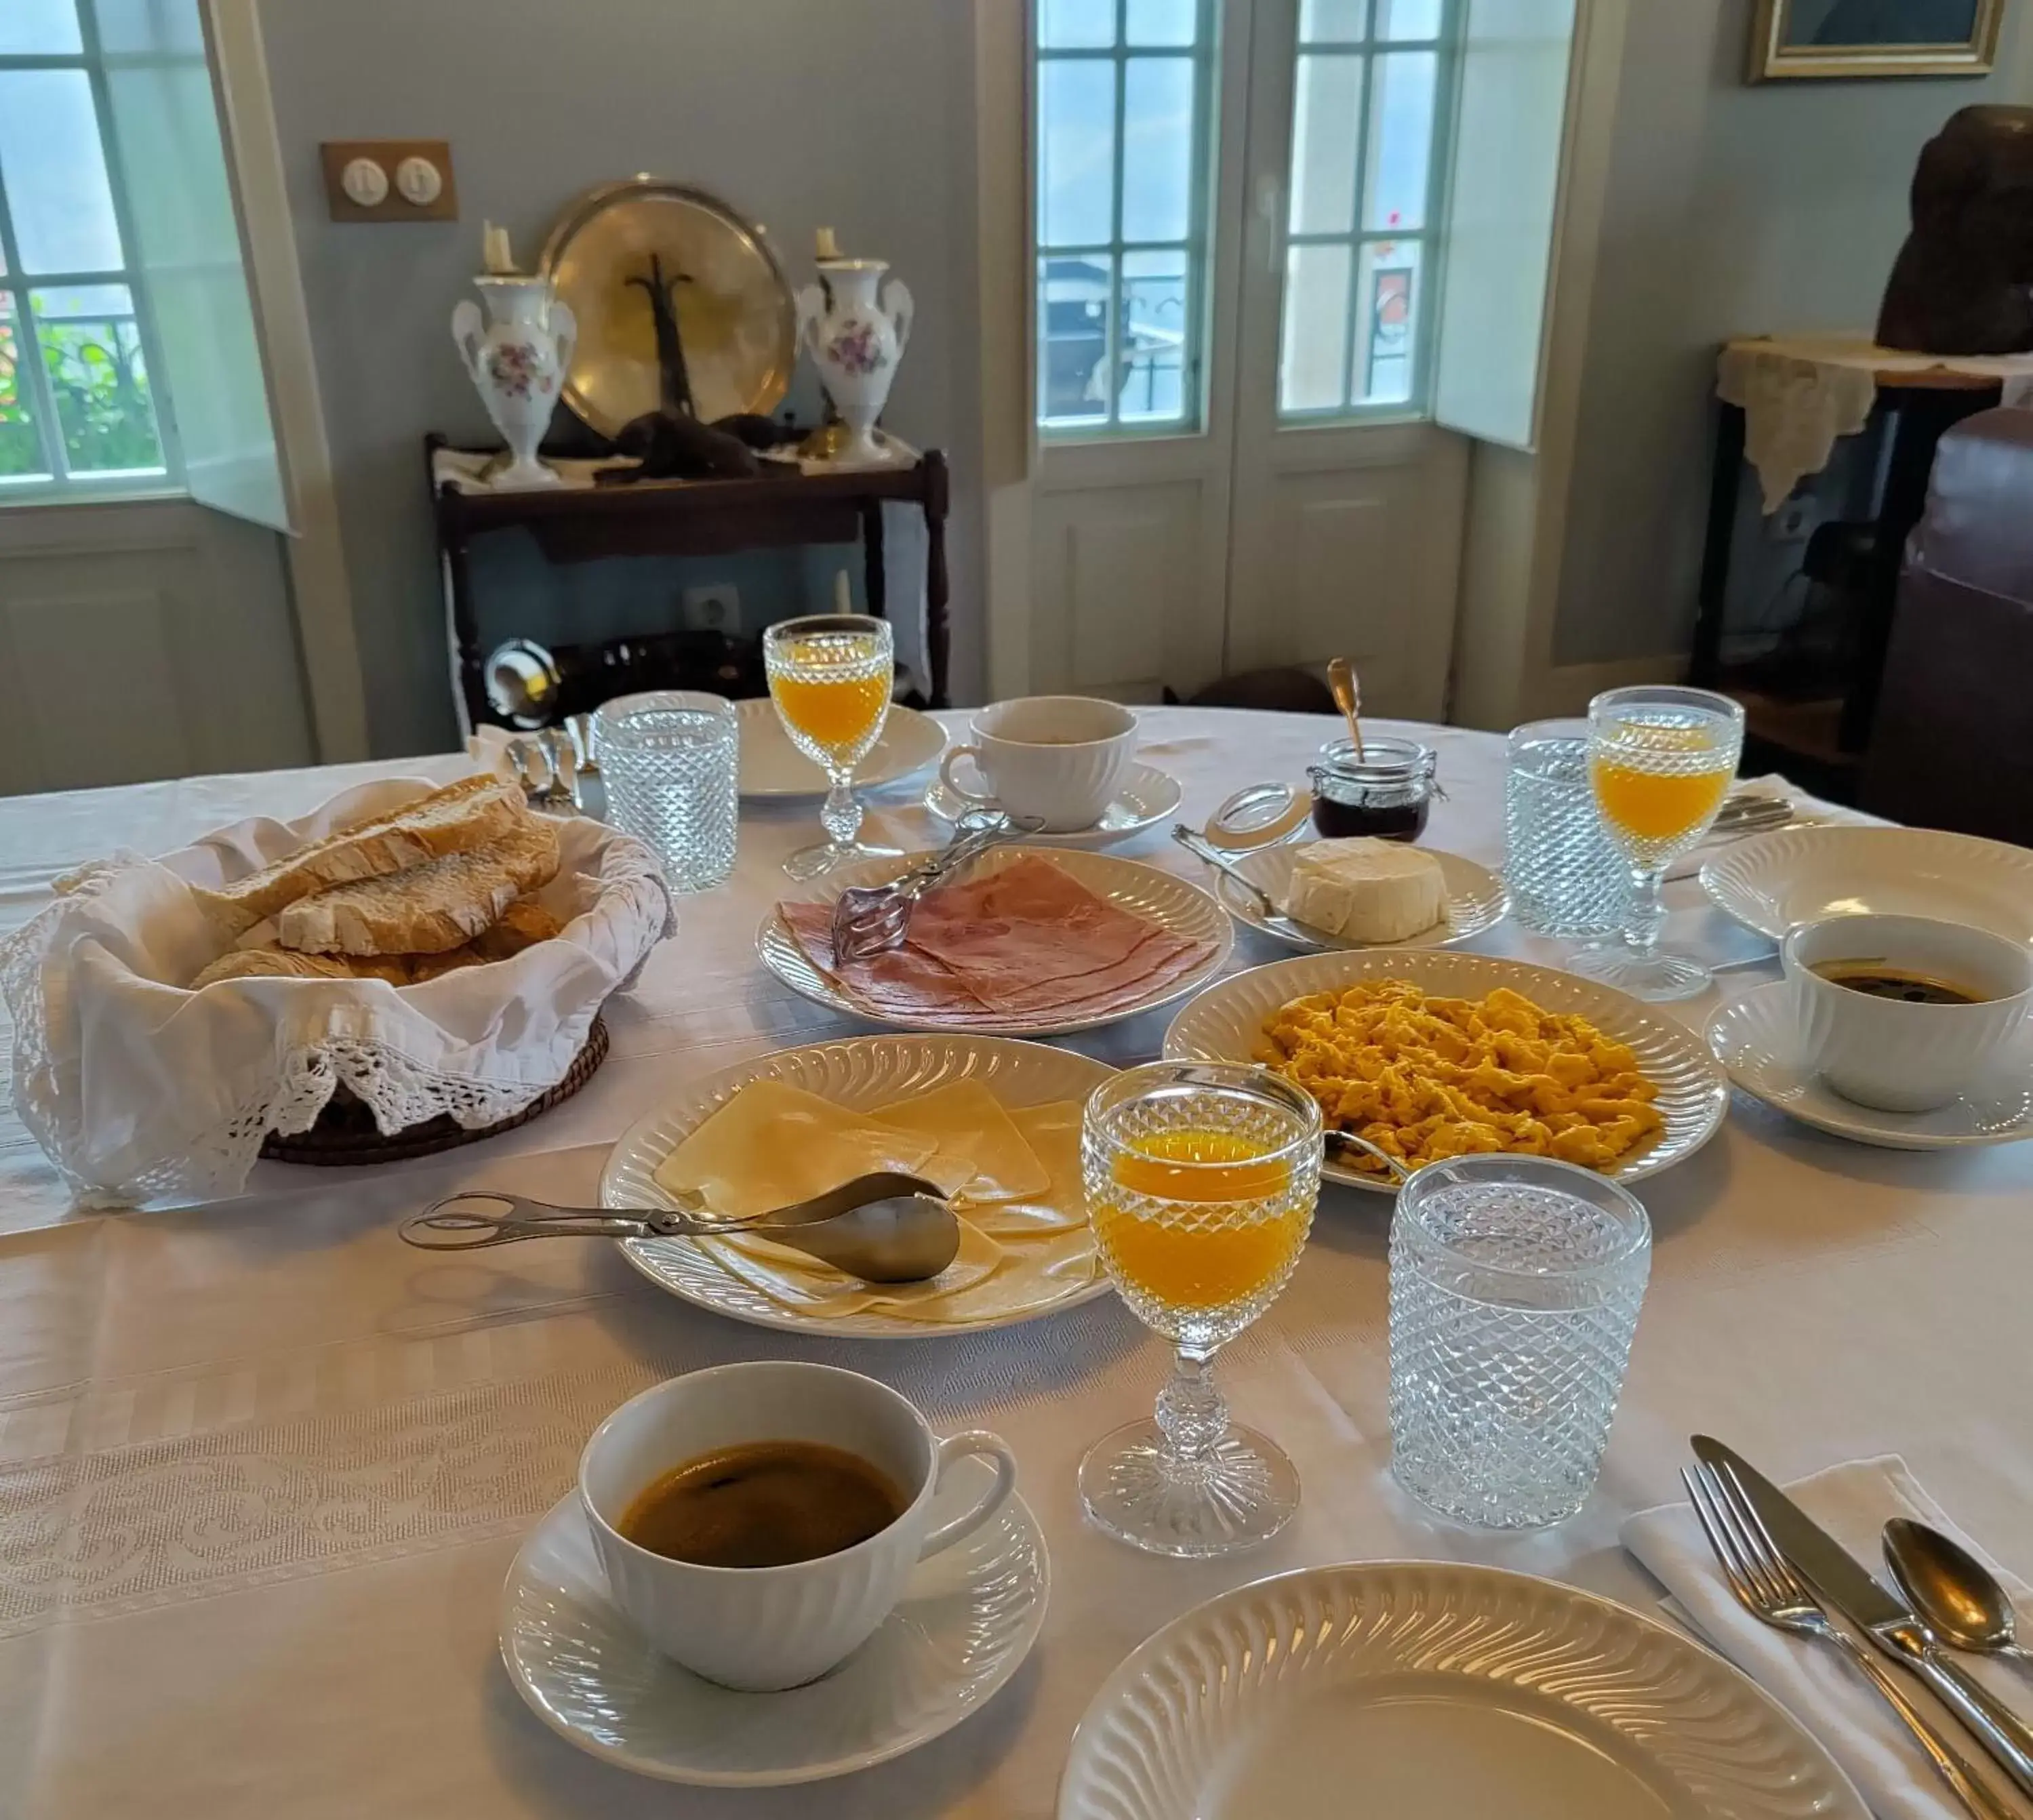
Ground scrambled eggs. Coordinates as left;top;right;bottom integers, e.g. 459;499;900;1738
1255;979;1663;1173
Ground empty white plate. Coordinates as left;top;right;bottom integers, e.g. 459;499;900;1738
1709;981;2033;1150
1058;1561;1864;1820
735;698;946;798
501;1460;1048;1787
923;761;1184;847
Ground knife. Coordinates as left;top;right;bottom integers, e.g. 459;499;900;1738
1694;1436;2033;1803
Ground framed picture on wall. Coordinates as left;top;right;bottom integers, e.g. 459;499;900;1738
1750;0;2005;78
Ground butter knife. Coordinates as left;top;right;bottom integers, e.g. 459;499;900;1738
1694;1436;2033;1803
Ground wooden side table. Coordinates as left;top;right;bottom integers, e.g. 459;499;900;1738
424;436;952;727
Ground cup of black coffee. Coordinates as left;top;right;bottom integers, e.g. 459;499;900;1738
578;1362;1017;1690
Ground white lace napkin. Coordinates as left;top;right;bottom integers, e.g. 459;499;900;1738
1624;1456;2033;1820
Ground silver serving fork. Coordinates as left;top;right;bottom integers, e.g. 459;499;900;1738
828;811;1043;964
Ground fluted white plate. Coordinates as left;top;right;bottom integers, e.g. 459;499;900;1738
603;1034;1117;1337
1701;824;2033;943
1710;980;2033;1151
922;761;1184;847
503;1465;1048;1786
1204;841;1510;953
1163;949;1728;1194
759;845;1232;1036
1058;1561;1866;1820
735;698;946;798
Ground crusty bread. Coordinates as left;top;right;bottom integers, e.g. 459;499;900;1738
190;775;524;936
277;819;561;957
471;895;565;960
188;948;409;989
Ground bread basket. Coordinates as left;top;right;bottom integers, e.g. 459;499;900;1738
1;776;672;1207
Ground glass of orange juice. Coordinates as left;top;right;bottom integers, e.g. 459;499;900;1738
1574;684;1744;1001
763;613;903;879
1079;1061;1323;1556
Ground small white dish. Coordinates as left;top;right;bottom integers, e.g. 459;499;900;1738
1206;841;1509;952
923;761;1183;847
735;698;946;798
501;1462;1049;1787
1709;981;2033;1150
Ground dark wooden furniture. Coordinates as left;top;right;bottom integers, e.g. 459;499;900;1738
425;435;952;727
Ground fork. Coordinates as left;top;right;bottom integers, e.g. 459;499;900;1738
1684;1461;2015;1820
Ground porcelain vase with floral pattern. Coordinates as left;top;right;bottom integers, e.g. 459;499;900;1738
451;276;576;489
797;258;913;466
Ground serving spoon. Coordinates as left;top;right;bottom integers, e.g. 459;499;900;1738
1327;656;1367;762
399;1171;959;1282
1886;1518;2033;1676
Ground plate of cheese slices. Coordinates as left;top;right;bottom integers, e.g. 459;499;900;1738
1204;837;1509;953
602;1036;1116;1337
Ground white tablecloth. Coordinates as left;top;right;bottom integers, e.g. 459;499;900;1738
1;708;2029;1819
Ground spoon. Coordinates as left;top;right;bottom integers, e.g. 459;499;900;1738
1886;1518;2033;1674
1327;656;1366;762
1325;1130;1412;1183
398;1171;960;1282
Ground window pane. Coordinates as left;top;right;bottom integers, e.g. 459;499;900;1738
1279;243;1352;413
1040;253;1114;427
1121;57;1194;244
1039;58;1116;247
1377;0;1444;39
1300;0;1370;40
0;0;81;54
93;0;207;54
1354;240;1421;405
0;300;53;480
0;71;126;273
1040;0;1116;47
1288;53;1363;235
1121;248;1188;423
31;287;166;472
1127;0;1198;45
1365;51;1437;230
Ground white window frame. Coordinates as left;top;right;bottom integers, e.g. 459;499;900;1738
0;7;180;499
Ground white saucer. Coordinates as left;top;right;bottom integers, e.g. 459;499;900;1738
499;1461;1049;1786
923;761;1182;847
1708;982;2033;1151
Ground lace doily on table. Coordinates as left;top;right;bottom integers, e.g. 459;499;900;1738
0;778;672;1210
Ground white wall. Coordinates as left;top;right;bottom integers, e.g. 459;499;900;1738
253;0;984;757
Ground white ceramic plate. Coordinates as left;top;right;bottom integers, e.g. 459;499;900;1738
735;697;946;798
759;845;1232;1036
1163;948;1729;1194
1701;824;2033;943
1058;1561;1865;1820
1710;980;2033;1151
602;1033;1116;1337
923;761;1184;847
1204;842;1510;953
502;1465;1047;1787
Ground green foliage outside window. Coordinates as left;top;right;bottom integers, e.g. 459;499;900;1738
0;314;163;478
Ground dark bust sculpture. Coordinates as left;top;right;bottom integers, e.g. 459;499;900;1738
1878;105;2033;357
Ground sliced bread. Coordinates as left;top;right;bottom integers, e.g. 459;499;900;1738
188;948;410;989
190;775;524;936
277;818;562;957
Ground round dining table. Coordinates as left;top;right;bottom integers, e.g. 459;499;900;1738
0;706;2028;1819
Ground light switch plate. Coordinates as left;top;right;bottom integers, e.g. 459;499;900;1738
320;140;458;222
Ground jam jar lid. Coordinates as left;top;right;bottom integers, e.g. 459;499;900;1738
1309;735;1438;791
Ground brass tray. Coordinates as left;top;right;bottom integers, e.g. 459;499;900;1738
539;178;796;439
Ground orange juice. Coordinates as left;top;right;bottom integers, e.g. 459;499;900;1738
769;664;889;756
1094;1128;1307;1312
1590;759;1730;843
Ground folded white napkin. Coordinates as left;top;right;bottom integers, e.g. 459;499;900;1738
1624;1456;2033;1820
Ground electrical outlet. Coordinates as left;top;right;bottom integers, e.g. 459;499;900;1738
1768;497;1818;544
681;585;741;634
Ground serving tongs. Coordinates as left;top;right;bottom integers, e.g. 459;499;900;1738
828;809;1044;964
399;1171;959;1282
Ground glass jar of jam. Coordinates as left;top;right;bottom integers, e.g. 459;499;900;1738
1308;737;1439;842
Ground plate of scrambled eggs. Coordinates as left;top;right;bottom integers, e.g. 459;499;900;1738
1163;950;1728;1193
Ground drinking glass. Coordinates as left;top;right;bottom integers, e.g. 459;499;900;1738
1571;684;1744;1000
1389;1154;1651;1529
595;690;738;892
1503;719;1630;938
1079;1061;1323;1557
763;613;902;880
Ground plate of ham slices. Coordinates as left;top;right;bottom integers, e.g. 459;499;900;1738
760;848;1232;1035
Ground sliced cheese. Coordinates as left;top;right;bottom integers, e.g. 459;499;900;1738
872;1079;1051;1203
965;1100;1087;1235
651;1079;941;1219
1279;838;1446;942
881;1226;1098;1324
696;1217;1005;1320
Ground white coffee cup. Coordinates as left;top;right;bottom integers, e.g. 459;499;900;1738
578;1361;1017;1691
1782;913;2033;1112
939;695;1138;832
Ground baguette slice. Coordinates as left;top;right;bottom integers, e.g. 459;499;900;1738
188;948;410;989
278;819;562;957
190;775;524;936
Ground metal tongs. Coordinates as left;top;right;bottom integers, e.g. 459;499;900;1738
399;1171;960;1282
828;809;1044;964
